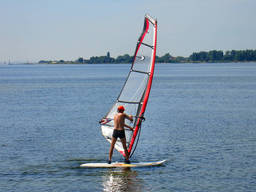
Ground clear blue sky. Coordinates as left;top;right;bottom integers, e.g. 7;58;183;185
0;0;256;63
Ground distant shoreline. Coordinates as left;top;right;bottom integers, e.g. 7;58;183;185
14;61;256;65
38;49;256;64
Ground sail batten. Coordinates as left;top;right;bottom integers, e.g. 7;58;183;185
140;42;154;49
118;100;142;104
101;15;157;158
131;69;150;74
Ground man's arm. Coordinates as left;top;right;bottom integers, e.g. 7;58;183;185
125;114;133;122
124;124;134;131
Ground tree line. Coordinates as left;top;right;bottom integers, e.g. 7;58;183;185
39;49;256;64
188;50;256;62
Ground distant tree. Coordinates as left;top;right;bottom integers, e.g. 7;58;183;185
39;60;49;64
157;53;172;63
115;54;133;63
189;52;200;62
174;56;188;63
198;51;208;61
209;50;223;61
217;51;224;61
77;57;84;63
224;51;232;61
189;50;223;62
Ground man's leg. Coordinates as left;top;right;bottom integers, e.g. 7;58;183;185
120;137;129;161
109;137;117;163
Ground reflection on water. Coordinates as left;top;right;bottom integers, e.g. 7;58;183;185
102;168;143;192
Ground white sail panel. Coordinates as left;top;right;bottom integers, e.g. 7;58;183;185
119;72;148;102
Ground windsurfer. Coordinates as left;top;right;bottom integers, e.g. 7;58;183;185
108;105;134;164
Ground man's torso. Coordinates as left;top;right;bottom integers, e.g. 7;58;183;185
114;113;125;130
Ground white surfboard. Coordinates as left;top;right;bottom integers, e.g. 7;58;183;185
80;160;166;168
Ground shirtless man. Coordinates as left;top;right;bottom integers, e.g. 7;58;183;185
108;105;134;164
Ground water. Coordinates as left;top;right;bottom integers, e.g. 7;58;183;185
0;63;256;192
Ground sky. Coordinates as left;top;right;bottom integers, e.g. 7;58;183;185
0;0;256;63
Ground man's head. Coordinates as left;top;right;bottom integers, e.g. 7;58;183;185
117;105;125;113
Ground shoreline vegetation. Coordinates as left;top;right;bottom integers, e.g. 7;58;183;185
38;49;256;64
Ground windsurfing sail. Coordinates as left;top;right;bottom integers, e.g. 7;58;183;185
100;14;157;158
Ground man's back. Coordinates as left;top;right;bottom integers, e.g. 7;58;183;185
114;113;125;130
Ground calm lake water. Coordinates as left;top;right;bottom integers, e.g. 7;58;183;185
0;63;256;192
